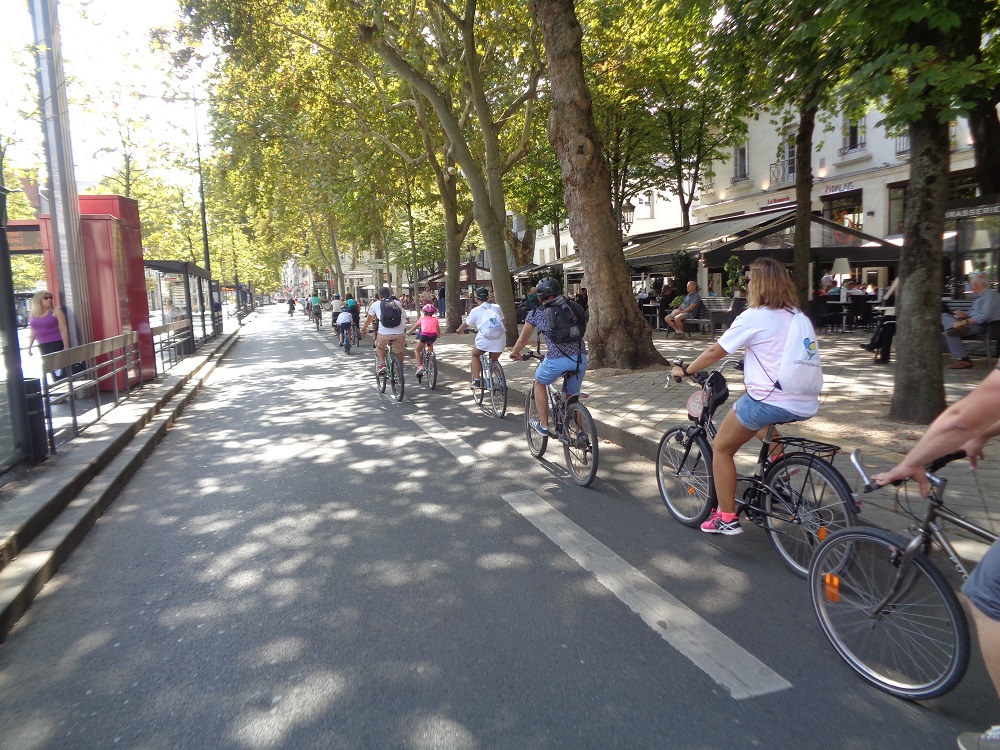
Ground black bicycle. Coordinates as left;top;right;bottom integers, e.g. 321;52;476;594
809;450;998;700
657;358;857;577
521;350;598;487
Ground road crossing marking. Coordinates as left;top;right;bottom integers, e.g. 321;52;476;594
501;490;792;700
403;414;482;465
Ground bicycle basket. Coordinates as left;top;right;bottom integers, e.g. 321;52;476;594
687;370;729;420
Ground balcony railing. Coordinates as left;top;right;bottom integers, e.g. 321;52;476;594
731;170;749;185
769;159;795;186
838;137;867;157
895;134;910;156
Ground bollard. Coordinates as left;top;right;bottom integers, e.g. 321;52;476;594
23;378;48;461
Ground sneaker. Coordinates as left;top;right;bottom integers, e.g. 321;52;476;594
701;512;742;535
377;364;387;374
958;725;1000;750
415;366;425;377
471;378;483;389
948;359;974;369
528;417;549;436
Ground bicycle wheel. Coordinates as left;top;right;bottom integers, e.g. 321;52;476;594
563;402;599;486
763;454;857;578
344;334;351;355
809;527;970;700
656;428;714;526
427;352;438;390
489;361;507;418
390;353;405;402
375;354;387;393
473;365;485;406
524;390;548;458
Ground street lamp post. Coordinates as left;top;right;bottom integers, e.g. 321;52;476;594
622;199;636;234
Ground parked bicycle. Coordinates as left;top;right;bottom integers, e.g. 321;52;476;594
521;350;599;487
808;449;998;700
374;348;404;402
657;358;857;577
473;350;506;417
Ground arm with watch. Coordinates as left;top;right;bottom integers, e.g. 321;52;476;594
669;342;728;381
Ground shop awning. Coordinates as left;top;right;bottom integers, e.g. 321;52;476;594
626;209;796;267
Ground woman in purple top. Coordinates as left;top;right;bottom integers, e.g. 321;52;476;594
27;290;70;377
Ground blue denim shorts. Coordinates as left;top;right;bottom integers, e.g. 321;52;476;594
964;537;1000;620
732;393;807;431
535;353;587;395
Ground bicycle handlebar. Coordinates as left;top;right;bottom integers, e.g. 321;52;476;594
850;448;968;494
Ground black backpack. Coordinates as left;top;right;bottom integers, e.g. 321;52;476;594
544;296;588;344
380;297;403;327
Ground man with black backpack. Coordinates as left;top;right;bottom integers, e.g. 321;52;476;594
362;287;407;374
511;277;588;437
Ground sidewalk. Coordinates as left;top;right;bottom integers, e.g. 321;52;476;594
403;321;998;558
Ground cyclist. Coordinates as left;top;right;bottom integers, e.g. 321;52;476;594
409;303;440;377
456;287;506;388
669;257;820;536
362;286;407;374
511;277;587;436
287;297;296;316
873;368;1000;750
310;291;323;326
336;306;354;347
345;294;360;340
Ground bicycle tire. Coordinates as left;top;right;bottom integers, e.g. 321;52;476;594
763;454;857;578
808;527;970;700
473;369;485;405
375;354;387;393
344;335;351;355
427;352;438;390
390;353;405;402
656;428;715;526
564;402;599;487
489;361;507;418
524;390;548;458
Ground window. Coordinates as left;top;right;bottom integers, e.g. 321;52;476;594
823;190;864;242
839;115;867;156
770;133;796;186
731;144;749;183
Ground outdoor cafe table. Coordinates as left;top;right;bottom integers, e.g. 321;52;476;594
643;304;660;329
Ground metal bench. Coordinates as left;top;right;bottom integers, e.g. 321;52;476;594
683;297;747;340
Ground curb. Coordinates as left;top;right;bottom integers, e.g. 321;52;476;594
0;330;241;641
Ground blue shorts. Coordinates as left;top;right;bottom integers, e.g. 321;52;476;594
732;393;808;431
964;537;1000;621
535;353;587;396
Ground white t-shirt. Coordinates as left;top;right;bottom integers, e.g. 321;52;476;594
331;300;343;313
336;311;353;326
717;306;819;418
466;302;506;353
367;299;407;335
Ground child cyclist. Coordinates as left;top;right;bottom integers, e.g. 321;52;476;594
408;304;440;377
336;306;353;347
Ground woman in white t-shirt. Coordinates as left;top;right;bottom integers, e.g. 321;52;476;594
455;287;506;388
669;257;819;536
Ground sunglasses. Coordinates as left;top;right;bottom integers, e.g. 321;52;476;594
43;296;53;300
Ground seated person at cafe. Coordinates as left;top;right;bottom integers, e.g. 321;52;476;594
860;278;898;365
664;281;702;337
941;273;1000;369
843;280;866;297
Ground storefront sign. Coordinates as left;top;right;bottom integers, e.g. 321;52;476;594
824;182;855;195
766;196;791;205
945;203;1000;219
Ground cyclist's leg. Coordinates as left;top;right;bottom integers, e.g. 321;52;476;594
415;340;425;368
710;409;758;515
375;335;388;368
471;346;484;382
390;333;406;361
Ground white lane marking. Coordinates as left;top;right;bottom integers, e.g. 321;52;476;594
323;342;337;350
502;490;792;700
403;414;482;465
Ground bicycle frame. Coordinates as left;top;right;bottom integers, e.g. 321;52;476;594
850;450;998;617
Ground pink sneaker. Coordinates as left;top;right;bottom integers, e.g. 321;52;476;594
701;512;742;535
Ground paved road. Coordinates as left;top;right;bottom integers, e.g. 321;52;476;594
0;308;996;749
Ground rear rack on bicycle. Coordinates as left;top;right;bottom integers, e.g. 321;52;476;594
773;436;840;461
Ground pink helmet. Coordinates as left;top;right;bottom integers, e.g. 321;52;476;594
422;304;437;314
